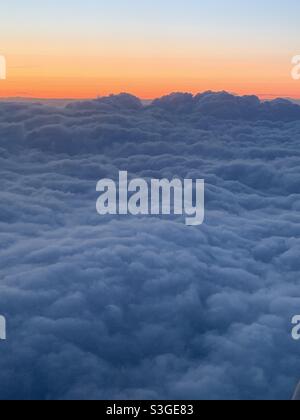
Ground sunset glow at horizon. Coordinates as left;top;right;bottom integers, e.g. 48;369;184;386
1;0;300;99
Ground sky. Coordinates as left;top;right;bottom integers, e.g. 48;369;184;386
0;0;299;99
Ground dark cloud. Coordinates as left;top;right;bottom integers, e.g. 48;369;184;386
150;91;300;121
0;93;300;400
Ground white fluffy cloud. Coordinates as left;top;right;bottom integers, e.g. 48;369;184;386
0;92;300;400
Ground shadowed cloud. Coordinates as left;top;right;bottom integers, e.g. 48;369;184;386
0;92;299;400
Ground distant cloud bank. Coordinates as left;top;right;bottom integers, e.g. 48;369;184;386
0;92;300;400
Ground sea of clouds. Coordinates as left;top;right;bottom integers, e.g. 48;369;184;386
0;91;300;400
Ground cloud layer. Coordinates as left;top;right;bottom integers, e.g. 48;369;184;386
0;92;300;400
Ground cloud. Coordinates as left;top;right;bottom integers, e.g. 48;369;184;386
0;93;300;400
151;91;300;122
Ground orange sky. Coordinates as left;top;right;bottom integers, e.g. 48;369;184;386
1;52;299;100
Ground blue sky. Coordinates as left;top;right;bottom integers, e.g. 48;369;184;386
1;0;299;46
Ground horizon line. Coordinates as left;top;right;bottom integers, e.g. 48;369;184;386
0;92;300;102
